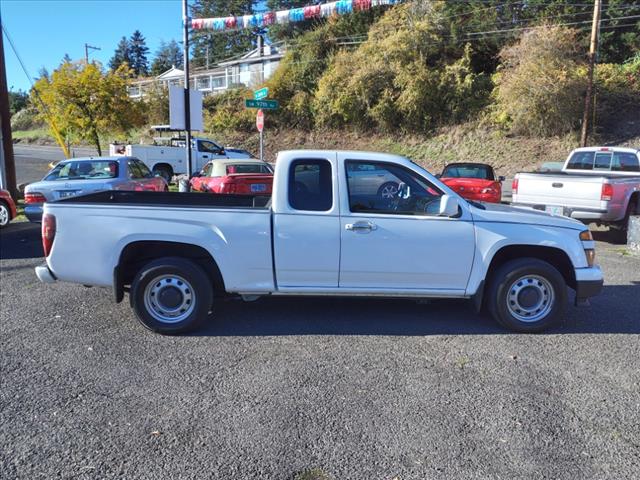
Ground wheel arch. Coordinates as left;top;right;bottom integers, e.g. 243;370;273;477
152;163;174;175
114;240;225;303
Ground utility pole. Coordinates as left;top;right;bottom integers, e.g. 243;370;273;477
182;0;193;185
0;13;17;198
84;43;101;64
580;0;602;147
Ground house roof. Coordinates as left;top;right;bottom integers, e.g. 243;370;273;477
156;66;185;80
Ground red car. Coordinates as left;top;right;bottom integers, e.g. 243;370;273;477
438;163;504;203
0;189;17;228
190;159;274;195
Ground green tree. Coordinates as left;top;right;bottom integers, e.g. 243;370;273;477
109;37;131;71
8;90;28;116
190;0;255;68
150;39;183;76
32;61;146;154
129;30;149;76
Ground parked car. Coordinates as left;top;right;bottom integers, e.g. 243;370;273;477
0;189;17;228
24;157;167;222
35;150;602;335
437;163;504;204
512;147;640;242
109;137;253;182
190;159;273;195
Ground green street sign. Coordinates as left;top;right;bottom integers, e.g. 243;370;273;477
254;87;269;100
245;99;279;110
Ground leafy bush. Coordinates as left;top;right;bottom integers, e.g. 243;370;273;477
493;26;585;137
10;107;44;131
203;88;255;133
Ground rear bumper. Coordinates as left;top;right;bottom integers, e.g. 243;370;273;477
35;264;57;284
512;202;623;223
25;204;43;223
574;266;603;300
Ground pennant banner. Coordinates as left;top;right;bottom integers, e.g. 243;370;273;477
192;0;401;31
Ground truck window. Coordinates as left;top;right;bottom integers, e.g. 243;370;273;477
198;140;222;154
345;160;443;216
566;152;594;170
288;159;332;211
594;153;612;170
612;152;640;172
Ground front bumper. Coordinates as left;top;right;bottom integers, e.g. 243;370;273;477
574;266;604;301
35;264;57;284
25;204;43;223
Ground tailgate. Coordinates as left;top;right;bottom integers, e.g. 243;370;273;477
515;174;603;208
227;174;273;194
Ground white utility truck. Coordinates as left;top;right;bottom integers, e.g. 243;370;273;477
109;137;253;182
35;150;603;334
512;147;640;242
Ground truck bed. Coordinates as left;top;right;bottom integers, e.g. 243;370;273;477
57;190;271;208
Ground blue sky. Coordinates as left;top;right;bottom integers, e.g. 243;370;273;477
2;0;184;92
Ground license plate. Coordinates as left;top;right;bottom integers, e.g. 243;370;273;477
58;190;78;199
545;205;564;216
251;184;266;192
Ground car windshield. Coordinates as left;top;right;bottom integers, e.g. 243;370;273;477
226;164;273;174
45;160;119;181
442;164;492;180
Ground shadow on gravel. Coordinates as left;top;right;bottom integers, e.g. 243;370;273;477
0;222;43;260
190;285;640;336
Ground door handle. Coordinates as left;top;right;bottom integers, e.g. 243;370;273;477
552;182;563;188
202;154;210;159
345;221;377;232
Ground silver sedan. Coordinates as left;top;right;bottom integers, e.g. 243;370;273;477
24;156;167;222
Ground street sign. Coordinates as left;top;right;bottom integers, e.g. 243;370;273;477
256;109;264;133
254;87;269;100
245;99;279;110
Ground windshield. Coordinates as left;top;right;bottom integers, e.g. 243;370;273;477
44;160;119;181
442;164;493;180
226;164;273;175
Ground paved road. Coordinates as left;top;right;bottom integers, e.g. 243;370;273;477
13;145;98;186
1;223;639;479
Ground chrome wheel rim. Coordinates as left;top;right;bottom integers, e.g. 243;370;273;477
0;205;8;226
143;274;195;324
380;184;398;199
506;274;555;323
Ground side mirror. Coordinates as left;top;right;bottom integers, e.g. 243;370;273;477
435;173;442;179
439;194;459;217
397;182;410;199
498;175;506;182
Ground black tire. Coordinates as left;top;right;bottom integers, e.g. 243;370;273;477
610;200;637;245
152;166;173;184
0;201;10;228
130;257;213;334
487;258;566;333
377;181;399;199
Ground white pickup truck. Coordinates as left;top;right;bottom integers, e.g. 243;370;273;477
35;150;603;334
109;137;253;182
512;147;640;242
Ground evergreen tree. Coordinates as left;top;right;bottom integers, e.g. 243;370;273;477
150;39;184;76
190;0;255;69
109;36;131;71
129;30;149;76
62;53;72;64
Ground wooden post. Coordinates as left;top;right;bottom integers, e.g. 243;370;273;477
580;0;602;147
0;14;17;198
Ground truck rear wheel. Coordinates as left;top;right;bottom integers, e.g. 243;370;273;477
487;258;566;333
152;166;173;184
130;257;213;334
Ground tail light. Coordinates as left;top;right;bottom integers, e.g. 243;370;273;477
512;178;518;194
42;213;56;257
25;192;47;204
601;183;613;201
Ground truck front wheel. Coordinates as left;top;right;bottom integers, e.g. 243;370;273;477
130;257;213;334
487;258;566;333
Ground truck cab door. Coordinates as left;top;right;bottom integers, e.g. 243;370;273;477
196;140;227;170
272;155;341;288
337;154;475;294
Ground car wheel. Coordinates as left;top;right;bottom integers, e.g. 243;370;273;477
487;258;566;333
130;257;213;334
377;182;399;199
0;201;10;228
611;200;637;244
153;166;173;184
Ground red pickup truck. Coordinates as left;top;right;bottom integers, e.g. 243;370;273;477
190;159;274;195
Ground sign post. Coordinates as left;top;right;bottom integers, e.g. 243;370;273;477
256;109;264;162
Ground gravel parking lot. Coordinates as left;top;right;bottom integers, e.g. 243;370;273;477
1;222;639;479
